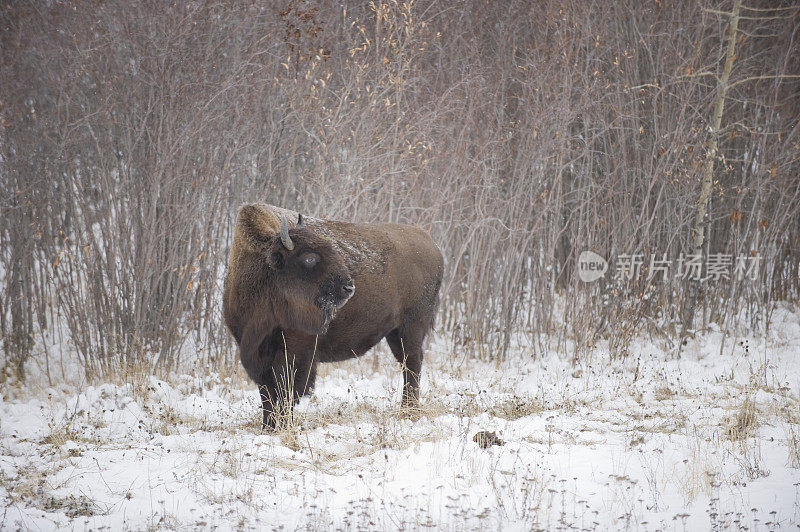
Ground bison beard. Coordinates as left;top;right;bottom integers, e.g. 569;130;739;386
222;204;443;429
314;274;352;334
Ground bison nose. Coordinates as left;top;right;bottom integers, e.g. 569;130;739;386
341;280;355;298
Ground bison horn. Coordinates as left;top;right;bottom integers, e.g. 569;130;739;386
297;213;304;227
280;215;294;250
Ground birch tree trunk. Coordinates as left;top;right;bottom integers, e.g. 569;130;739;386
681;0;742;336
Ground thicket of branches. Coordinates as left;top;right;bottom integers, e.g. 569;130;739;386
1;0;798;380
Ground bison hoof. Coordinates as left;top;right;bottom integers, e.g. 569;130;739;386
399;401;423;420
262;409;295;431
261;412;280;432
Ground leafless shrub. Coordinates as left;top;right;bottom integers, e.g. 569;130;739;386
1;0;798;375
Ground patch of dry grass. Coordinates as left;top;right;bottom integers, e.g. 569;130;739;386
489;396;545;420
783;409;800;468
724;394;759;442
1;462;102;519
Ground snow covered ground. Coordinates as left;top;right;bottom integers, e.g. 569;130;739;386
1;307;799;530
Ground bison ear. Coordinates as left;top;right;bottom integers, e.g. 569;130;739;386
269;248;286;270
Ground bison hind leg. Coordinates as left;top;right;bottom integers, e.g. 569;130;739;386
386;327;426;411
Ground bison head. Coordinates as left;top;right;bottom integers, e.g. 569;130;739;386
236;204;354;335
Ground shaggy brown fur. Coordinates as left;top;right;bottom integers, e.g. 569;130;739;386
223;204;444;428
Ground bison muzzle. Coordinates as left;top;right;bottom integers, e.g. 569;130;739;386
223;204;444;428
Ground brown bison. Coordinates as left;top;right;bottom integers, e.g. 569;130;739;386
222;204;444;428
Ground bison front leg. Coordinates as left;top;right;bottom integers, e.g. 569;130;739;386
237;319;286;429
258;373;298;430
258;378;282;429
263;351;317;429
293;359;318;400
262;368;295;430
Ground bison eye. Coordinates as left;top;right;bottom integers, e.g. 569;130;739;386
300;252;320;269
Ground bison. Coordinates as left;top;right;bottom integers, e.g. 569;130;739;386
222;203;444;428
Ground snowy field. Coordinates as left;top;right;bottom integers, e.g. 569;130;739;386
2;308;799;531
